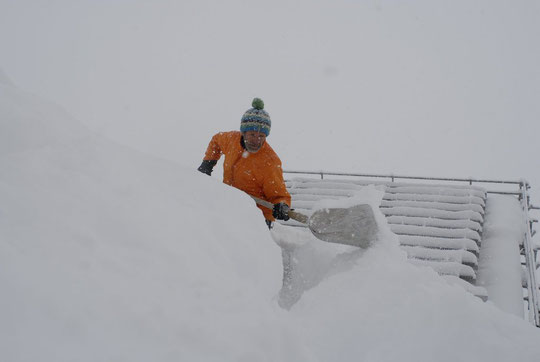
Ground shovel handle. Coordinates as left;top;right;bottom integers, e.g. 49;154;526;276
250;196;308;225
288;210;308;224
250;195;274;209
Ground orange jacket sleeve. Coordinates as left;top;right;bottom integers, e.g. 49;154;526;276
262;161;291;207
203;132;225;161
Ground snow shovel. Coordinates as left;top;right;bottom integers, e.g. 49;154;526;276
252;196;378;248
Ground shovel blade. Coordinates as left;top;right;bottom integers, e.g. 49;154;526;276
307;204;378;248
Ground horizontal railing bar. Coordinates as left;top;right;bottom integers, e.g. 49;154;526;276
487;191;522;196
283;170;525;185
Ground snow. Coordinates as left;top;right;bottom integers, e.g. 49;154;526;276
2;81;540;361
386;215;482;232
289;186;486;206
381;206;484;222
385;192;486;206
402;246;478;265
389;224;481;241
408;259;476;279
381;199;485;213
441;275;489;300
477;195;526;318
287;179;487;198
398;235;479;253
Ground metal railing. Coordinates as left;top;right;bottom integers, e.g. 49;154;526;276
284;169;524;185
520;182;540;326
284;170;540;327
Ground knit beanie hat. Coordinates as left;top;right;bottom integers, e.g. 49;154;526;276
240;98;271;137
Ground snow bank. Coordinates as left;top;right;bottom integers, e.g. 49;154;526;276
0;83;304;361
0;82;88;156
271;190;540;361
271;219;540;361
271;185;399;309
1;81;540;362
289;240;540;362
477;195;526;317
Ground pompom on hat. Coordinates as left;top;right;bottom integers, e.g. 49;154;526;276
240;98;271;137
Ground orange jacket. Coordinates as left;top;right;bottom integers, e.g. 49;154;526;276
203;131;291;221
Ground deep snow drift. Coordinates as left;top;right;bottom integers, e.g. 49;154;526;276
477;195;526;317
1;79;540;361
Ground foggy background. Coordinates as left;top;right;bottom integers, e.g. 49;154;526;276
1;0;539;198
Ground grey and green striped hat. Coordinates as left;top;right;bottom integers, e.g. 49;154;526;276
240;98;271;137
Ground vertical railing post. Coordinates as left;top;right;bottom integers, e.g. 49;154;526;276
521;181;540;326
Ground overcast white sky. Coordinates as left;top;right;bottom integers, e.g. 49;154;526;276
1;0;539;198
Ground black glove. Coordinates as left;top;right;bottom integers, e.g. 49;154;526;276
197;160;217;176
273;202;290;221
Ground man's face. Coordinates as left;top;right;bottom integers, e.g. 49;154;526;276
243;130;266;153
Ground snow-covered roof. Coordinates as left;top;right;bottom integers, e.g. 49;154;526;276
280;173;539;324
3;77;540;361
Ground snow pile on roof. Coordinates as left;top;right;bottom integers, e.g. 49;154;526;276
1;81;540;361
0;81;89;156
477;195;527;317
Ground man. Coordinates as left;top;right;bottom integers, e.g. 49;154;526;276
197;98;291;228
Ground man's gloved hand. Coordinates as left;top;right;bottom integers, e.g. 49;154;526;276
197;160;217;176
273;202;290;221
